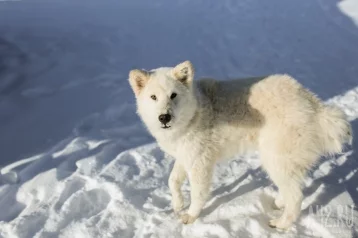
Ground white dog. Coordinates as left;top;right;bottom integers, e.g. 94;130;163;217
128;61;352;229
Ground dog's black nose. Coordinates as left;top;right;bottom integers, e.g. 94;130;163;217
158;114;171;124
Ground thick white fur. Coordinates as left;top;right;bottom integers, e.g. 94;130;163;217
129;61;352;229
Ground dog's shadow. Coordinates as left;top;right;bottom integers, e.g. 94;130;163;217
201;167;271;217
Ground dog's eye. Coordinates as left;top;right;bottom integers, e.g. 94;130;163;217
151;95;157;101
170;93;177;99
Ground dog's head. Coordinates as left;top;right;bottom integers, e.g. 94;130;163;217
129;61;197;135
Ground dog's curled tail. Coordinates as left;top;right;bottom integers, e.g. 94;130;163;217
318;105;352;155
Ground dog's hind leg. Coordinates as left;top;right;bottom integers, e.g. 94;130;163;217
259;119;320;229
169;161;187;214
268;175;303;229
260;148;306;229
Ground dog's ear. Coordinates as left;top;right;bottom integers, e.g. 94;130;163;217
172;61;194;85
129;69;150;96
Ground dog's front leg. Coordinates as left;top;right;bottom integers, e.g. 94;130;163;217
169;161;186;214
181;158;214;224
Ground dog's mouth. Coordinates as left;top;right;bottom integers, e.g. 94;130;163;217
161;125;171;129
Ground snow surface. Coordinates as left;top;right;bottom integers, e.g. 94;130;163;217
0;0;358;237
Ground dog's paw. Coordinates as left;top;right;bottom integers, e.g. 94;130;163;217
268;218;292;230
180;213;197;224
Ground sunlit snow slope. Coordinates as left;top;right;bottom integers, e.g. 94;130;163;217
0;0;358;237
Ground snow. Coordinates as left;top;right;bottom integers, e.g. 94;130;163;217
0;0;358;237
339;0;358;27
